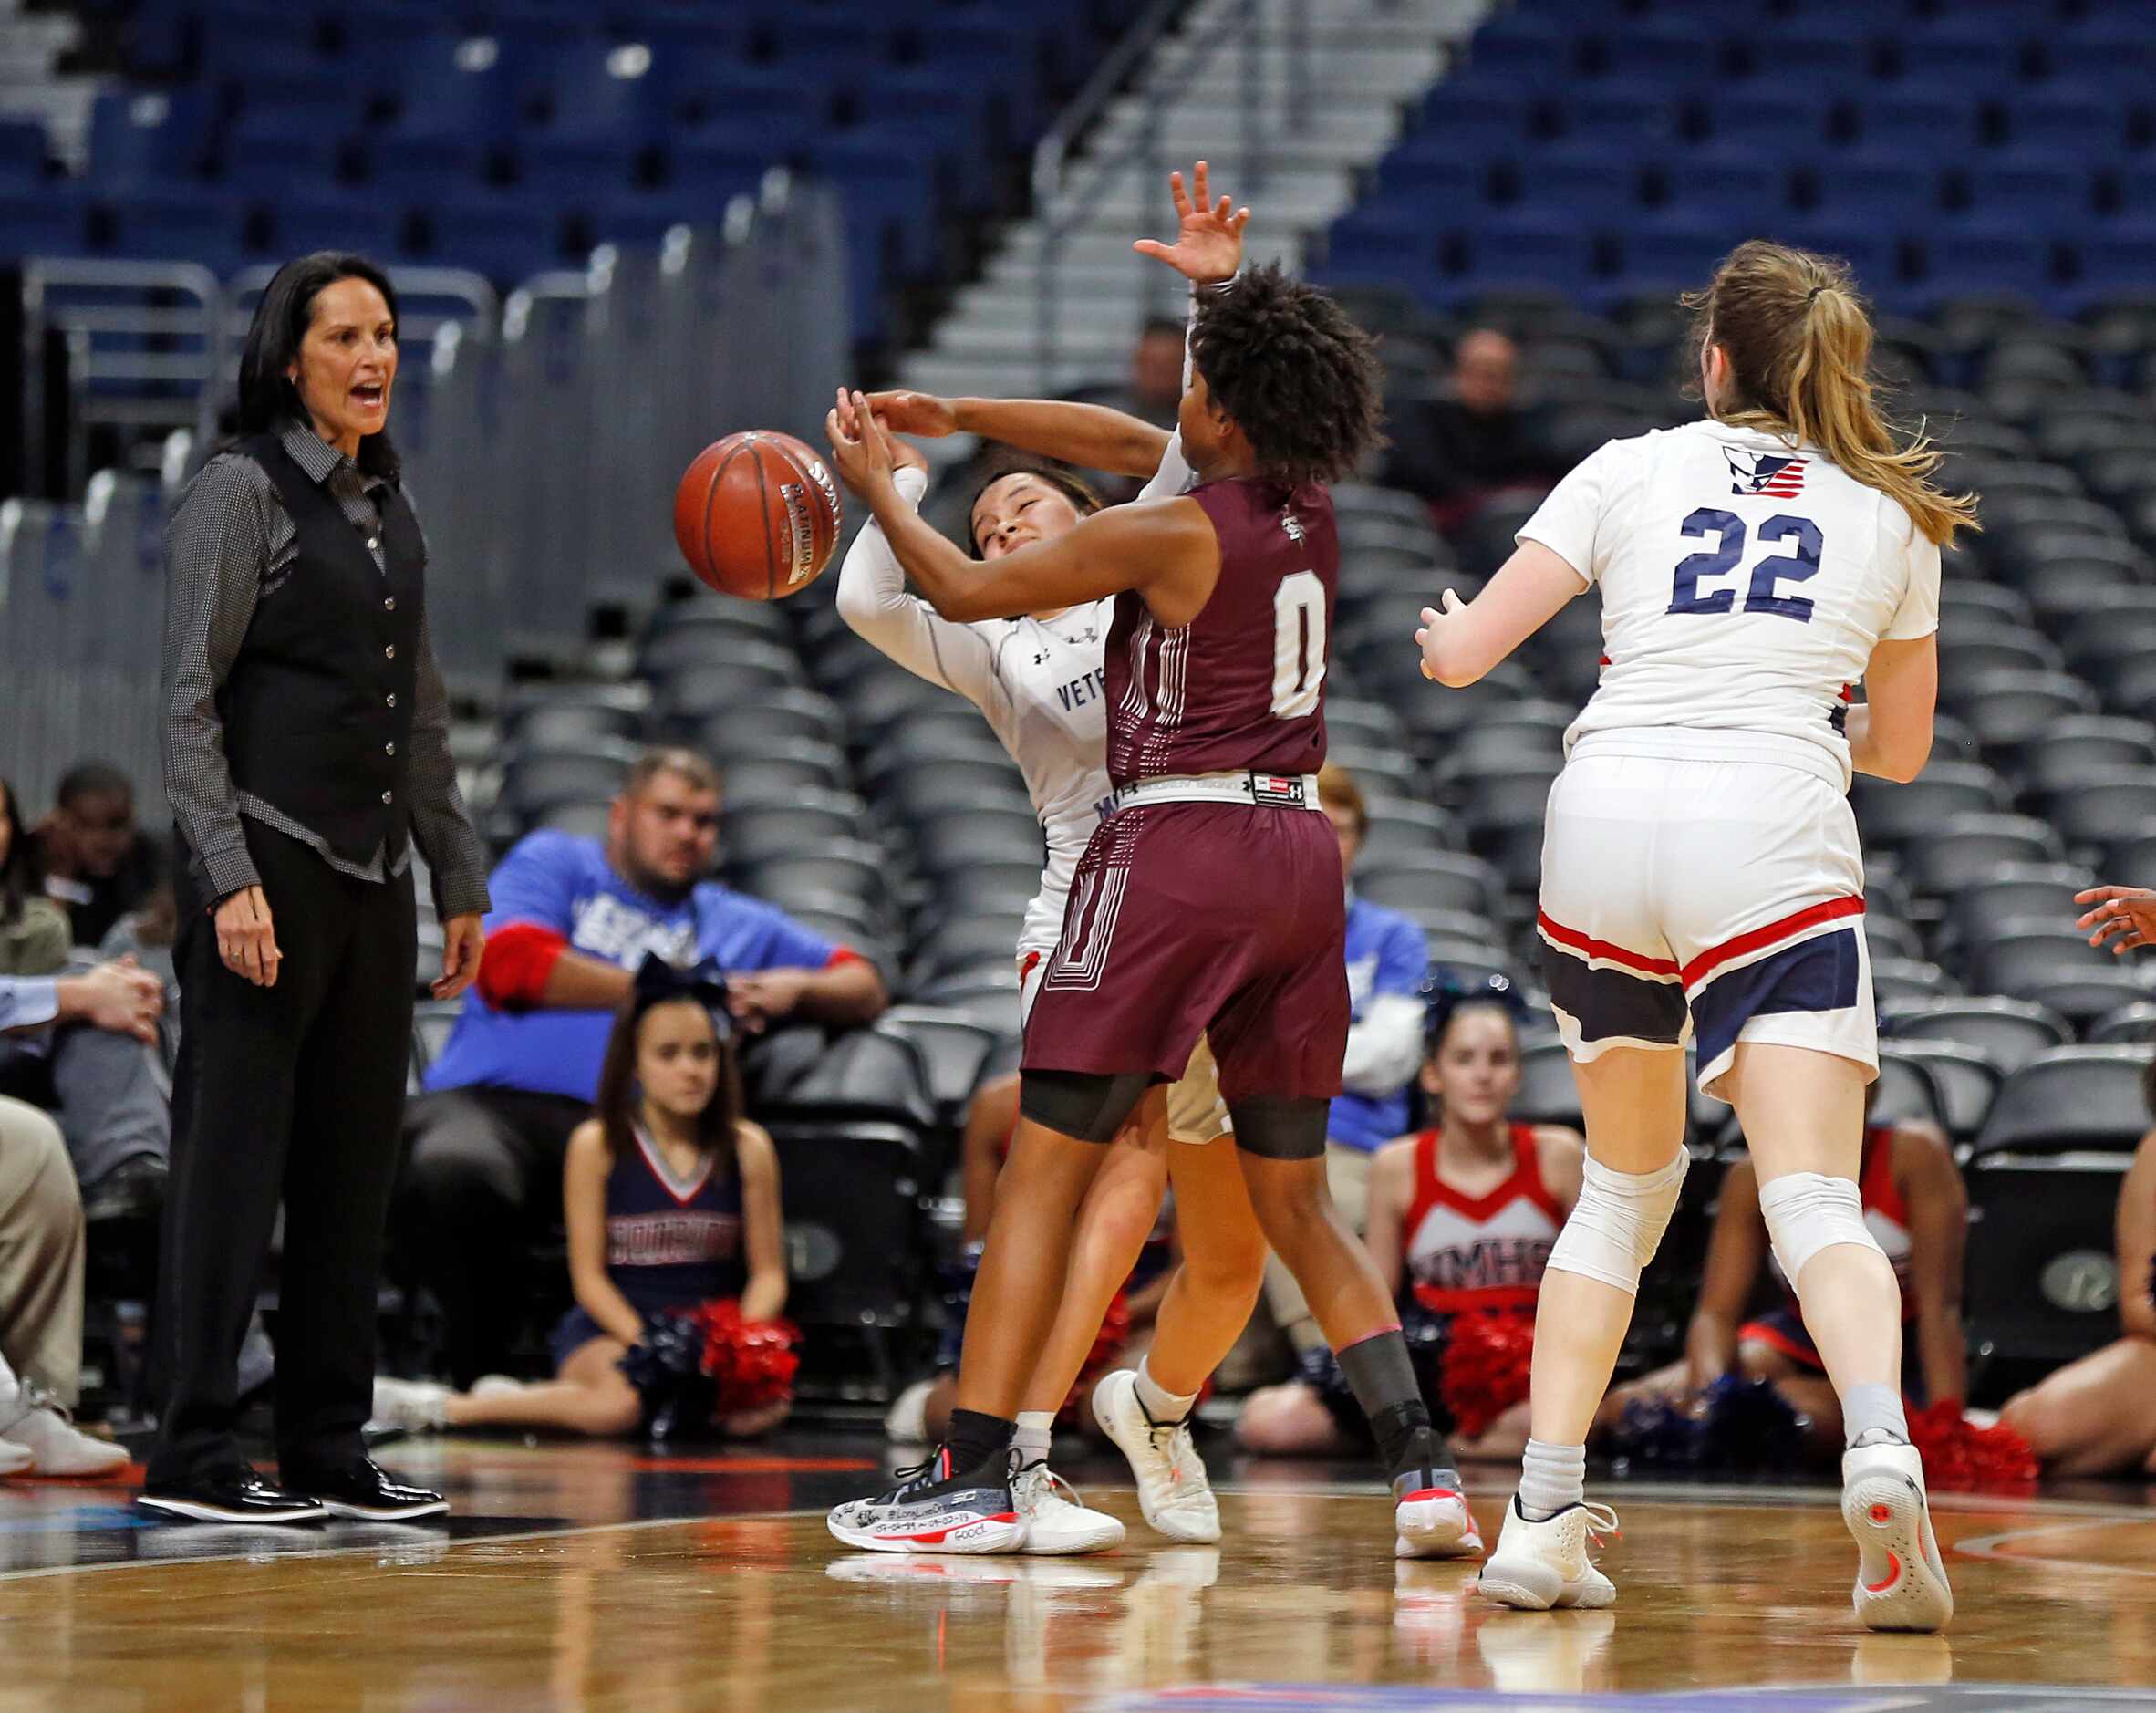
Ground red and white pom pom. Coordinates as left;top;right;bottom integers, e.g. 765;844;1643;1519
692;1297;802;1416
1906;1398;2038;1493
1439;1312;1536;1441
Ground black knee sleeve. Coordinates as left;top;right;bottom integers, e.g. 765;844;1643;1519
1227;1095;1330;1161
1018;1069;1154;1144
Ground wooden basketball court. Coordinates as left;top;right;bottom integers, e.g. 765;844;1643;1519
0;1438;2151;1708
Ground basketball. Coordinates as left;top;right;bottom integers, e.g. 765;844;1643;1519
672;430;844;601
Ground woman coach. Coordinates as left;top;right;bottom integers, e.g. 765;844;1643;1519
143;254;492;1523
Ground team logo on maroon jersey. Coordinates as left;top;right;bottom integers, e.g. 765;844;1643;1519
1250;773;1307;806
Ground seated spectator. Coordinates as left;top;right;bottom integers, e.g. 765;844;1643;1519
1260;763;1430;1361
1997;1063;2156;1477
375;959;790;1439
1380;328;1553;530
0;776;70;976
1599;1097;1966;1456
1238;979;1583;1459
0;953;171;1213
1044;315;1188;502
26;762;163;950
0;1016;148;1476
400;747;886;1385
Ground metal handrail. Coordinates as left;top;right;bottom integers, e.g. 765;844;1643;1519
1031;0;1274;393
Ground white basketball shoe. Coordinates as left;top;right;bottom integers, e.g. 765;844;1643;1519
1012;1460;1125;1555
1841;1440;1953;1632
1092;1369;1220;1544
1476;1494;1620;1611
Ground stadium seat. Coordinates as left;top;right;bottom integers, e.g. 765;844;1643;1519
1848;763;2008;847
1511;1039;1583;1130
2044;770;2156;855
1882;996;2069;1075
1868;1049;1954;1137
1878;1041;2002;1144
876;1007;1004;1128
1974;1045;2156;1157
1964;1150;2130;1374
2087;1002;2156;1047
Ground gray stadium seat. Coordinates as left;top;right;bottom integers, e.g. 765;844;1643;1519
1849;763;2009;846
500;737;644;812
1878;1041;2003;1143
1947;670;2099;750
721;797;868;866
1964;1151;2130;1374
1967;919;2128;1000
2020;971;2156;1028
1882;996;2069;1073
2089;1002;2156;1045
1902;814;2067;894
1867;1049;1952;1136
1356;850;1507;923
2044;771;2156;853
1973;1045;2156;1157
1870;959;1957;1005
1512;1040;1583;1130
1944;864;2092;952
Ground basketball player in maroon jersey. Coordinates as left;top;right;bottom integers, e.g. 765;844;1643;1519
824;196;1471;1561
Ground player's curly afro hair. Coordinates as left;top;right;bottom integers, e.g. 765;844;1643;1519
1189;263;1384;490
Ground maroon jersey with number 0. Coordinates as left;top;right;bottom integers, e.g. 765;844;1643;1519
1104;479;1338;784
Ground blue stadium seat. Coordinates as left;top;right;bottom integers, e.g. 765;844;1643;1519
100;187;254;275
361;130;494;188
411;193;568;282
2006;85;2142;155
1660;143;1799;223
1373;150;1492;211
1848;93;1984;154
1919;223;2060;310
0;119;48;183
2120;162;2156;222
1419;76;1544;142
2044;23;2156;89
1771;223;1901;298
1515;143;1644;216
373;32;520;140
194;2;327;82
1962;151;2098;223
1804;151;1938;224
1327;204;1438;279
1456;213;1599;301
1613;215;1736;298
2078;223;2156;312
1700;88;1832;151
1892;22;2032;92
87;88;214;184
222;103;352;186
1728;22;1880;87
1558;80;1684;151
1597;23;1722;87
1461;12;1582;86
529;40;677;142
0;186;92;259
268;196;406;262
509;135;646;205
666;134;784;205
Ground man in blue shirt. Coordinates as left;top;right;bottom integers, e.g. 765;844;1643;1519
399;748;886;1383
1263;763;1430;1355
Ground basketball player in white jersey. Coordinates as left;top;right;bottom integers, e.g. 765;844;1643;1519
1415;240;1975;1631
834;165;1267;1552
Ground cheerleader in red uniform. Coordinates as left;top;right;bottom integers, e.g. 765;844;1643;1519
1999;1065;2156;1477
1238;979;1583;1461
1600;1092;1965;1454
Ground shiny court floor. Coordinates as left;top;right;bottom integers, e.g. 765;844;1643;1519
0;1438;2151;1709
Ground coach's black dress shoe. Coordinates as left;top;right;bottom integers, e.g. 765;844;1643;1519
291;1457;449;1521
136;1465;326;1524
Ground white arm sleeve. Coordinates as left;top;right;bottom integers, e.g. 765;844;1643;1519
1338;993;1427;1096
1134;284;1217;503
833;465;1002;710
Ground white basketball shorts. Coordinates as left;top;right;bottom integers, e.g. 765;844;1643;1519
1535;733;1876;1102
1019;946;1229;1142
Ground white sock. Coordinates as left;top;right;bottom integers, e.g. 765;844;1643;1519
1842;1383;1910;1449
1013;1410;1054;1466
1134;1356;1197;1425
1519;1438;1586;1521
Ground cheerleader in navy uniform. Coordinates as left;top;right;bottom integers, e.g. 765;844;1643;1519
373;956;790;1438
1238;978;1583;1474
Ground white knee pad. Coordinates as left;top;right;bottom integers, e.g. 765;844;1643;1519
1757;1171;1883;1287
1545;1150;1689;1297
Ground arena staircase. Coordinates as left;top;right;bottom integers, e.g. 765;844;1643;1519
897;0;1491;402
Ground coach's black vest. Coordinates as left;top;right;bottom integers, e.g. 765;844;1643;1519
220;433;424;867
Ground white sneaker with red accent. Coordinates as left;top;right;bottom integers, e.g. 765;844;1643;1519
1393;1468;1483;1559
1477;1494;1619;1610
1842;1440;1953;1633
1092;1369;1219;1544
1013;1460;1125;1555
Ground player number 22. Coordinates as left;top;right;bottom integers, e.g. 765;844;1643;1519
1667;508;1822;622
1270;570;1327;718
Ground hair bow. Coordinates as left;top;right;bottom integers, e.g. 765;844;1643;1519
632;952;732;1027
1421;965;1524;1043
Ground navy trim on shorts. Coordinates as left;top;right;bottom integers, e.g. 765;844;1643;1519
1539;940;1688;1047
1690;928;1861;1070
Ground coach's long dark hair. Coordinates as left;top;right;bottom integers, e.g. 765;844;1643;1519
233;251;402;477
593;956;745;1176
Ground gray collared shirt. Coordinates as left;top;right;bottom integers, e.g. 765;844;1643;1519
160;420;491;920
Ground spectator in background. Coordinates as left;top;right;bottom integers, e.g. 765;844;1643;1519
0;1095;133;1476
1259;763;1430;1359
26;762;162;950
0;776;70;976
400;746;886;1386
1997;1063;2156;1478
1056;315;1191;501
1381;328;1552;532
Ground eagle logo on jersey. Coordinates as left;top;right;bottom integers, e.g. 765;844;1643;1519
1725;449;1808;497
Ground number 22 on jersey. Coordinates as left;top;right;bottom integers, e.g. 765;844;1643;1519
1271;569;1327;717
1668;507;1824;623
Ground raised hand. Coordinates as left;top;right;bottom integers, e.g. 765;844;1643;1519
824;387;897;500
1133;160;1249;287
2076;884;2156;955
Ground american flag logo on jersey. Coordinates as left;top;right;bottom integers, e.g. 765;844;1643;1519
1725;449;1808;497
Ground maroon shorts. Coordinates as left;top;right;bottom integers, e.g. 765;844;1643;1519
1021;802;1351;1106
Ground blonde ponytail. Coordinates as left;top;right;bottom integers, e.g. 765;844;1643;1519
1686;242;1978;547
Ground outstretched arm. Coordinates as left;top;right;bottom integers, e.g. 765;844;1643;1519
828;389;1216;623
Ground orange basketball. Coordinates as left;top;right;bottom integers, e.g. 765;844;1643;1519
672;430;844;600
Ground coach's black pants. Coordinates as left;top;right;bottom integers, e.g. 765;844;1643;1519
149;820;415;1487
